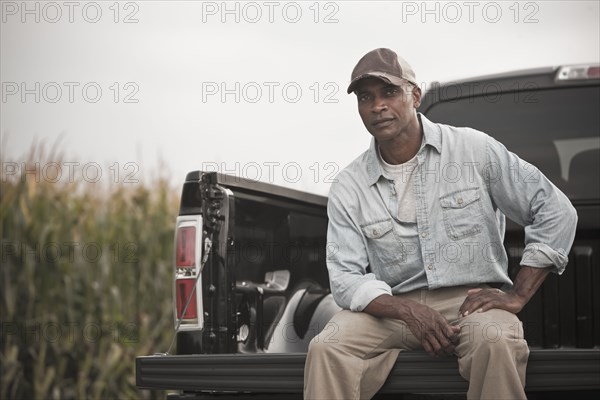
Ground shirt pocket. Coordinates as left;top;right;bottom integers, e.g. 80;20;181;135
440;188;483;240
360;219;402;268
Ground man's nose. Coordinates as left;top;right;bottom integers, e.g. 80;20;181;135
372;100;388;113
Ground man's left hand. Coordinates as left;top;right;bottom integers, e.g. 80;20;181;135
458;288;525;318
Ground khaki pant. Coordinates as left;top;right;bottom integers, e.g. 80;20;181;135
304;286;529;400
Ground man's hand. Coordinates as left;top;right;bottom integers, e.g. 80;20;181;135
402;300;461;356
459;288;525;317
363;295;460;356
459;265;552;318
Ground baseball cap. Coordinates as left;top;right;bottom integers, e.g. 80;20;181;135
347;48;418;94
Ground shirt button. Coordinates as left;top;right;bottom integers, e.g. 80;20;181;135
373;229;378;236
427;264;433;270
421;232;427;238
457;198;464;205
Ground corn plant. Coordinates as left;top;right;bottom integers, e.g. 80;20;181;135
1;143;180;399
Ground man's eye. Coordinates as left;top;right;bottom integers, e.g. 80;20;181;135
386;88;399;96
358;95;370;102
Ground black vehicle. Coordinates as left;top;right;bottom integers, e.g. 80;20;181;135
137;64;600;399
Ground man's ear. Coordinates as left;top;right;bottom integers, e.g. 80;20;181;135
412;86;422;108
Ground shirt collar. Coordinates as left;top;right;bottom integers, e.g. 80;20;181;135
365;113;442;186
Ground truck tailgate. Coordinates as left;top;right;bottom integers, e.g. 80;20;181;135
136;349;600;394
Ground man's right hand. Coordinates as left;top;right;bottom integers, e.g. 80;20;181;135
363;295;460;356
400;300;460;356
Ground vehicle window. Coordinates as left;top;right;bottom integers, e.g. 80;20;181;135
425;86;600;201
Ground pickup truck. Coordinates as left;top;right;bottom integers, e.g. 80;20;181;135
136;64;600;399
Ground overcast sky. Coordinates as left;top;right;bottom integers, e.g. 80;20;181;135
2;0;599;195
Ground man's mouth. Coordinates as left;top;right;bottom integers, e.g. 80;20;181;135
372;118;394;127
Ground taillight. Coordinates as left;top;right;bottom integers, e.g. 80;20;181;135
176;227;196;267
588;66;600;78
175;278;198;319
173;216;204;330
556;64;600;81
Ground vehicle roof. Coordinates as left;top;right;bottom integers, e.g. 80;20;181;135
419;63;600;113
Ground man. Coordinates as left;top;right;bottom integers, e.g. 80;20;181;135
303;48;578;399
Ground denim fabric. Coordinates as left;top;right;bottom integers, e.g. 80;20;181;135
326;114;578;311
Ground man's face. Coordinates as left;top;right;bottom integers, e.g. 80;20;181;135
354;77;421;143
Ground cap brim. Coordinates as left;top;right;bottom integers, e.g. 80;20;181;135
346;72;406;94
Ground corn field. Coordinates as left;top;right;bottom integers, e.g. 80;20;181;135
1;143;179;399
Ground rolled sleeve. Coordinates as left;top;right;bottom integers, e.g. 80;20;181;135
326;182;392;311
349;279;392;311
486;135;578;274
521;243;570;274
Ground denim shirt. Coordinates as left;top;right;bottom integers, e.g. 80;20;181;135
326;114;578;312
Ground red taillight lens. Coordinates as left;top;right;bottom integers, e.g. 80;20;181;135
176;278;198;319
176;226;196;267
588;66;600;78
173;216;203;329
